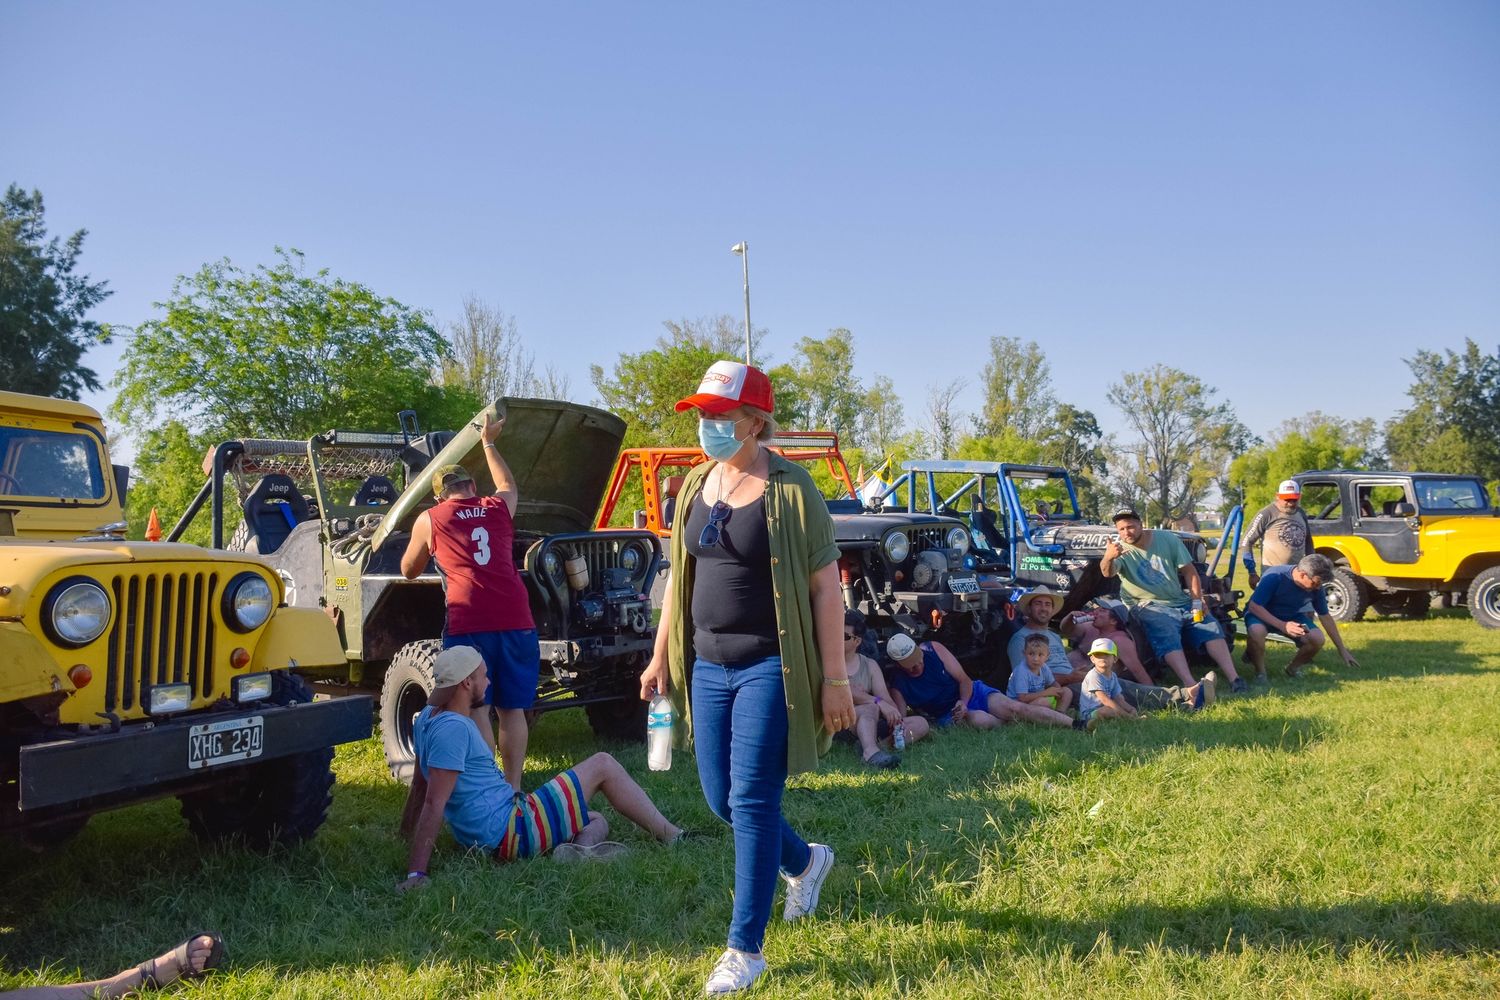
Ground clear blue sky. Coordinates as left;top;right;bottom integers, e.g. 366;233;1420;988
7;2;1498;451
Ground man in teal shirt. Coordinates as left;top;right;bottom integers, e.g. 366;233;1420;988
1100;507;1249;695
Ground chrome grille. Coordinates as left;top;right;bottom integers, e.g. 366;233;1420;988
105;571;220;713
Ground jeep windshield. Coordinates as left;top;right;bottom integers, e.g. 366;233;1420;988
0;425;107;500
1415;479;1491;512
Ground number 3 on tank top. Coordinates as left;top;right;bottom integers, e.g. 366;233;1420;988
471;526;491;565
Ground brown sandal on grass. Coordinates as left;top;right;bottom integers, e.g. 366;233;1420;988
137;932;225;989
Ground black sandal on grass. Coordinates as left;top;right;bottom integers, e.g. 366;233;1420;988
137;932;225;988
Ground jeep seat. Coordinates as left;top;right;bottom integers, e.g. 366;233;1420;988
241;474;310;554
352;475;398;507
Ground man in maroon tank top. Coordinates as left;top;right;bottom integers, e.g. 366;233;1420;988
402;413;539;791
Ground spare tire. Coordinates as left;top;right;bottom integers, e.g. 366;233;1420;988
380;638;442;783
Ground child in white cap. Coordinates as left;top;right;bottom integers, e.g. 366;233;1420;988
1080;637;1215;730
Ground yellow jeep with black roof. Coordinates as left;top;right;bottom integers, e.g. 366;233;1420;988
0;390;370;848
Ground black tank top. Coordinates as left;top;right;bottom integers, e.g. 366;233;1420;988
685;492;780;665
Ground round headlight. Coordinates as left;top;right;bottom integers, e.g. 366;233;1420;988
224;572;274;632
620;544;641;572
883;530;911;563
946;526;971;554
543;550;565;584
46;578;111;647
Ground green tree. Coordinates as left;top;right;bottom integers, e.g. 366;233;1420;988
1038;404;1110;520
438;295;536;400
1106;365;1251;526
1384;340;1500;481
977;336;1055;439
112;249;474;537
123;421;221;544
1228;412;1382;509
0;185;113;398
860;374;905;456
774;329;865;444
925;378;968;459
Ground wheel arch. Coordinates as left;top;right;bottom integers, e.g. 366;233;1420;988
1449;552;1500;589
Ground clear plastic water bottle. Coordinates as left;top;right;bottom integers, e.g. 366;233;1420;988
647;694;673;771
892;719;906;752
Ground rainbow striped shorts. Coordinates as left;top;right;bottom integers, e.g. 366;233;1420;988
494;768;589;861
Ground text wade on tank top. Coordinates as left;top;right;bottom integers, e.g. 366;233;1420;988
427;495;534;635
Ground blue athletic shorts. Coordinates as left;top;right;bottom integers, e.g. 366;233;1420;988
1245;613;1319;646
930;679;1002;726
445;628;541;709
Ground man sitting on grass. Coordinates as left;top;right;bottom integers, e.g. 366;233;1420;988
885;633;1084;732
1243;553;1360;679
1079;638;1214;730
397;647;684;890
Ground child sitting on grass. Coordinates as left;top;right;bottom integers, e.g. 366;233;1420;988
1080;637;1214;730
1007;633;1074;713
886;633;1085;732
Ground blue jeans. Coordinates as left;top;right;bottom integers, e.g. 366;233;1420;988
691;656;813;954
1133;604;1223;658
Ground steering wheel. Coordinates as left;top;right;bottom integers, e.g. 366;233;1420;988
0;472;20;494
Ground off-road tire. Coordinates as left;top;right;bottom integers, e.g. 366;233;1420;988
584;692;648;743
1466;567;1500;630
1323;568;1367;623
380;638;442;784
179;673;335;849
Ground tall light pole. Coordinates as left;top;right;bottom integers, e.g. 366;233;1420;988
730;241;752;365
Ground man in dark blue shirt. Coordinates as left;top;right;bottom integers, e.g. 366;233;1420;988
1244;554;1360;679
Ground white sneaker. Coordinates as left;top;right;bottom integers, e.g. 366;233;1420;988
782;843;834;921
705;949;766;994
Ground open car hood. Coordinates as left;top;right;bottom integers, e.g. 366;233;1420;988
371;398;628;551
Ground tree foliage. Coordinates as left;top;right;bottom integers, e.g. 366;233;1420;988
1106;365;1251;526
111;250;474;538
0;184;113;399
925;378;968;459
977;336;1055;439
113;249;472;441
1384;340;1500;482
589;316;759;449
1039;404;1110;520
1228;412;1382;508
860;374;905;457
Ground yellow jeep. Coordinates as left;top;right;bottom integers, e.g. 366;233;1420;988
0;390;370;848
1294;470;1500;629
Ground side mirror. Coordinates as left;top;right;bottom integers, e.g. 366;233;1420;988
112;464;131;509
1394;502;1417;518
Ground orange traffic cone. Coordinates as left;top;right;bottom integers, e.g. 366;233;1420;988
145;507;162;542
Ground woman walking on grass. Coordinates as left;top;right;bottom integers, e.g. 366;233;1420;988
640;360;855;995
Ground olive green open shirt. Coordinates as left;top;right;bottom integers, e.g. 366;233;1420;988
664;451;840;775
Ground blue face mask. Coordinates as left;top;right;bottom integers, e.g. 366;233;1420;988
698;417;746;461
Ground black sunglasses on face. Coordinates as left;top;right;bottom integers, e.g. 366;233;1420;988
699;500;732;548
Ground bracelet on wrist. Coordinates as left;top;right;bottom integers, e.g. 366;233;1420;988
484;442;498;450
823;677;850;687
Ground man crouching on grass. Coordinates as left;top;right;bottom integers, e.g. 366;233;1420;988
398;647;684;890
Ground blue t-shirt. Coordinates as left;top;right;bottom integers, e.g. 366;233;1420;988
412;706;515;851
888;645;959;716
1007;660;1056;698
1006;626;1072;676
1080;666;1123;720
1249;564;1329;621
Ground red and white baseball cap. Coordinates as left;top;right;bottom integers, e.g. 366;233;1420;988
1277;479;1302;499
674;360;775;416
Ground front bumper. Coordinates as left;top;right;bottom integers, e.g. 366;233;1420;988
17;695;372;812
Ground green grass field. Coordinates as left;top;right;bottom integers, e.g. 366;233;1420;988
4;612;1498;998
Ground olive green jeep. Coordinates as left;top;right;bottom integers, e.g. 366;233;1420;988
0;390;370;849
1292;470;1500;628
170;398;663;781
